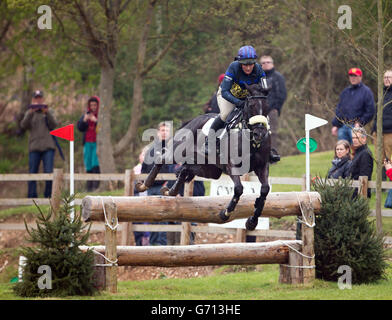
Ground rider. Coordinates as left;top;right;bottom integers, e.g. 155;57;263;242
204;45;280;163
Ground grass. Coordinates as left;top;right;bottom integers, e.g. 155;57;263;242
1;263;391;300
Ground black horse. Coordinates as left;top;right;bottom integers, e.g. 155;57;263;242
136;83;271;231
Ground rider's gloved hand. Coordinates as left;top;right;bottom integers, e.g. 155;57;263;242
237;100;246;109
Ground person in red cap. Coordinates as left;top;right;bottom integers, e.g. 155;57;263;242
331;67;375;144
203;74;225;114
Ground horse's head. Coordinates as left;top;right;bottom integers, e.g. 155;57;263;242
243;83;271;146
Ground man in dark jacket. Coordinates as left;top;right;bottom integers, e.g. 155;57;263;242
142;121;175;245
331;68;375;144
259;55;287;155
20;90;58;198
372;70;392;160
350;127;373;198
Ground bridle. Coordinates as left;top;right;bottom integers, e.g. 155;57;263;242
243;94;270;148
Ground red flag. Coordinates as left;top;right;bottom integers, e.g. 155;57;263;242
50;124;74;141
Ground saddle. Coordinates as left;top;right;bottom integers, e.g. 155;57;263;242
224;107;244;131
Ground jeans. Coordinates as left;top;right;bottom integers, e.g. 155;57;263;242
338;125;352;144
28;149;55;198
148;185;168;245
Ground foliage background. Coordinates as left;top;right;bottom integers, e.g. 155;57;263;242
0;0;392;174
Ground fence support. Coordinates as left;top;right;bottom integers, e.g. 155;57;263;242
121;169;135;246
51;168;64;217
180;180;194;245
300;200;315;284
104;202;118;293
358;176;368;198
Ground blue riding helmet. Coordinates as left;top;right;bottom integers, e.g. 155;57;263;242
237;45;257;65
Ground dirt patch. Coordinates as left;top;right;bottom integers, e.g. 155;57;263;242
1;215;259;282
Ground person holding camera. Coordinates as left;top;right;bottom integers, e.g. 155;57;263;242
20;90;58;198
77;96;101;191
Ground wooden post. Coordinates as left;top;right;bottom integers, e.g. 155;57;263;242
51;168;64;217
235;229;246;242
300;200;315;285
237;173;251;241
358;176;368;198
279;246;303;284
121;169;135;246
104;202;118;293
92;253;106;290
180;180;194;245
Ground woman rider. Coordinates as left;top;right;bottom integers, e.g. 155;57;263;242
205;45;280;163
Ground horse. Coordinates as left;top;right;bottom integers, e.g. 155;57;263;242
136;82;271;231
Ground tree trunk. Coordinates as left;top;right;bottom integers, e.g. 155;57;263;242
97;65;116;174
375;0;384;234
113;1;156;157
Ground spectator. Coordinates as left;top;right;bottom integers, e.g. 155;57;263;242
20;90;58;198
259;55;287;155
372;69;392;165
331;68;375;144
203;74;225;114
77;96;101;192
327;140;352;179
142;121;175;245
350;127;373;198
133;146;150;246
383;159;392;208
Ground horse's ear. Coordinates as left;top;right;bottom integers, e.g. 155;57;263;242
244;83;251;91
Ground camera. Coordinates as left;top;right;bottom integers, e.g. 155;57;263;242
29;104;48;111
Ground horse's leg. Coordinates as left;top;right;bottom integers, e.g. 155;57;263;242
219;175;243;221
135;163;163;192
161;166;189;196
246;166;270;231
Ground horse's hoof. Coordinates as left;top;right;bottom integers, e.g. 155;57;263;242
245;217;258;231
219;209;230;222
160;186;170;196
135;182;148;192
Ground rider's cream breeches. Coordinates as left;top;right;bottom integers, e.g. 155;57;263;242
217;87;235;121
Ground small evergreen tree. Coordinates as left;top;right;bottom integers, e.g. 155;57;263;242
13;196;97;297
312;177;387;284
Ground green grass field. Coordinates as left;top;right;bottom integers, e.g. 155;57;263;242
1;264;391;300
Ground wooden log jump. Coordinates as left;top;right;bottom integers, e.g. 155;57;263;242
82;192;321;223
80;240;301;267
81;192;318;290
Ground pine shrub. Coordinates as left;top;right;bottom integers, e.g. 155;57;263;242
312;177;387;284
13;196;97;297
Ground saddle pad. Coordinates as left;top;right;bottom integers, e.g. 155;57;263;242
201;117;216;136
201;117;227;140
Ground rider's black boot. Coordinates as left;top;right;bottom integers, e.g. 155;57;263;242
204;116;225;155
269;148;281;163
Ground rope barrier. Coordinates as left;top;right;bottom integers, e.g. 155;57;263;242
279;240;315;260
296;192;315;228
91;249;118;267
100;196;119;231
